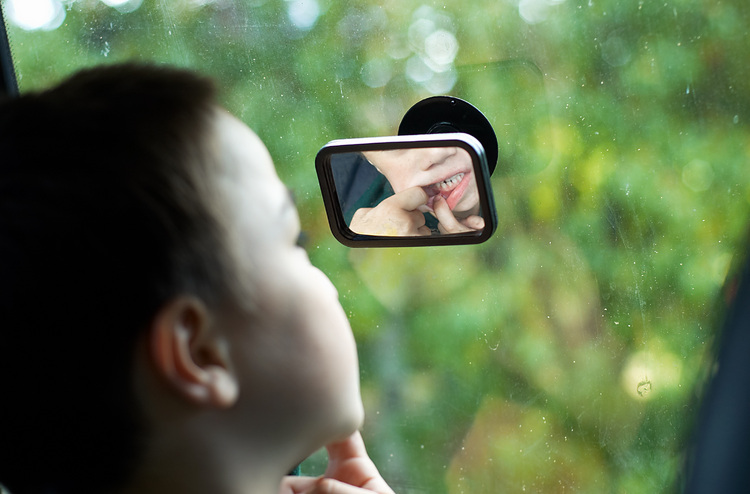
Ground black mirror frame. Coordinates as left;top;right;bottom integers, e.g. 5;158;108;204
315;132;497;248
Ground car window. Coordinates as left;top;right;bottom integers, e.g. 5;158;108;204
4;0;750;491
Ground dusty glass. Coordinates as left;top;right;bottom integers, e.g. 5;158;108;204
4;0;750;491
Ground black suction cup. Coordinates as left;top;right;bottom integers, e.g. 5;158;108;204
398;96;498;175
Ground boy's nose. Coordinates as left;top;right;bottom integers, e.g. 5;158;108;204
421;146;458;170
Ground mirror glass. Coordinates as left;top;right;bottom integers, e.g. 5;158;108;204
316;133;497;247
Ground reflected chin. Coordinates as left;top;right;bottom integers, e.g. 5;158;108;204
453;187;480;217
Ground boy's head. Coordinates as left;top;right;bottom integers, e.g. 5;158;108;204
0;64;363;493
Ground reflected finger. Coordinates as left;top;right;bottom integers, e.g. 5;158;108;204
407;210;430;236
460;215;484;231
433;196;465;233
388;186;429;211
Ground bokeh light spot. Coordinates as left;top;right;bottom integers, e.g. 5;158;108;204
5;0;65;31
424;29;458;67
287;0;320;31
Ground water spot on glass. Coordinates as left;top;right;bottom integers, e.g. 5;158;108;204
637;379;652;397
682;159;714;192
601;35;631;67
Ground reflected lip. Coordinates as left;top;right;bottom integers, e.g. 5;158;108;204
422;169;471;197
421;170;472;211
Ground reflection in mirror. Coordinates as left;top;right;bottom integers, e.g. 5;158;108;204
333;147;483;236
316;133;497;247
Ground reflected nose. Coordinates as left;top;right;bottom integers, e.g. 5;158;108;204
421;146;458;170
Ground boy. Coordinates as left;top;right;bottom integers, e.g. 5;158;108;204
0;64;394;494
350;147;484;236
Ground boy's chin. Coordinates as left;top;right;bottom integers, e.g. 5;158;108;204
453;209;476;220
331;398;366;442
332;398;366;440
454;202;480;219
299;398;364;458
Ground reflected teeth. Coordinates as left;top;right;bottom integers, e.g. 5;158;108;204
434;173;464;191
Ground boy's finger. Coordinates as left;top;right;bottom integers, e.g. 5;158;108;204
325;431;368;463
433;196;463;233
387;186;429;211
323;432;396;494
280;475;321;494
305;478;377;494
461;215;485;230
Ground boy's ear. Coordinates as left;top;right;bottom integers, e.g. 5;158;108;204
148;296;239;409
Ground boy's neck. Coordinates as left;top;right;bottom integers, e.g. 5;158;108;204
114;425;291;494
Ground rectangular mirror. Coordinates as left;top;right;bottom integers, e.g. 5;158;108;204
316;133;497;247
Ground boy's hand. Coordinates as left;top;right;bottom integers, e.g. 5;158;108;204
279;431;396;494
433;195;484;234
350;187;431;236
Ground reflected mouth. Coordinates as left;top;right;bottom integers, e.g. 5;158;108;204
433;173;464;193
422;172;470;211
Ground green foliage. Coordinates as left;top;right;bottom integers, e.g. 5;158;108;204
5;0;750;491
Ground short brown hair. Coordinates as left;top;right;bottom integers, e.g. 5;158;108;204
0;63;233;493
